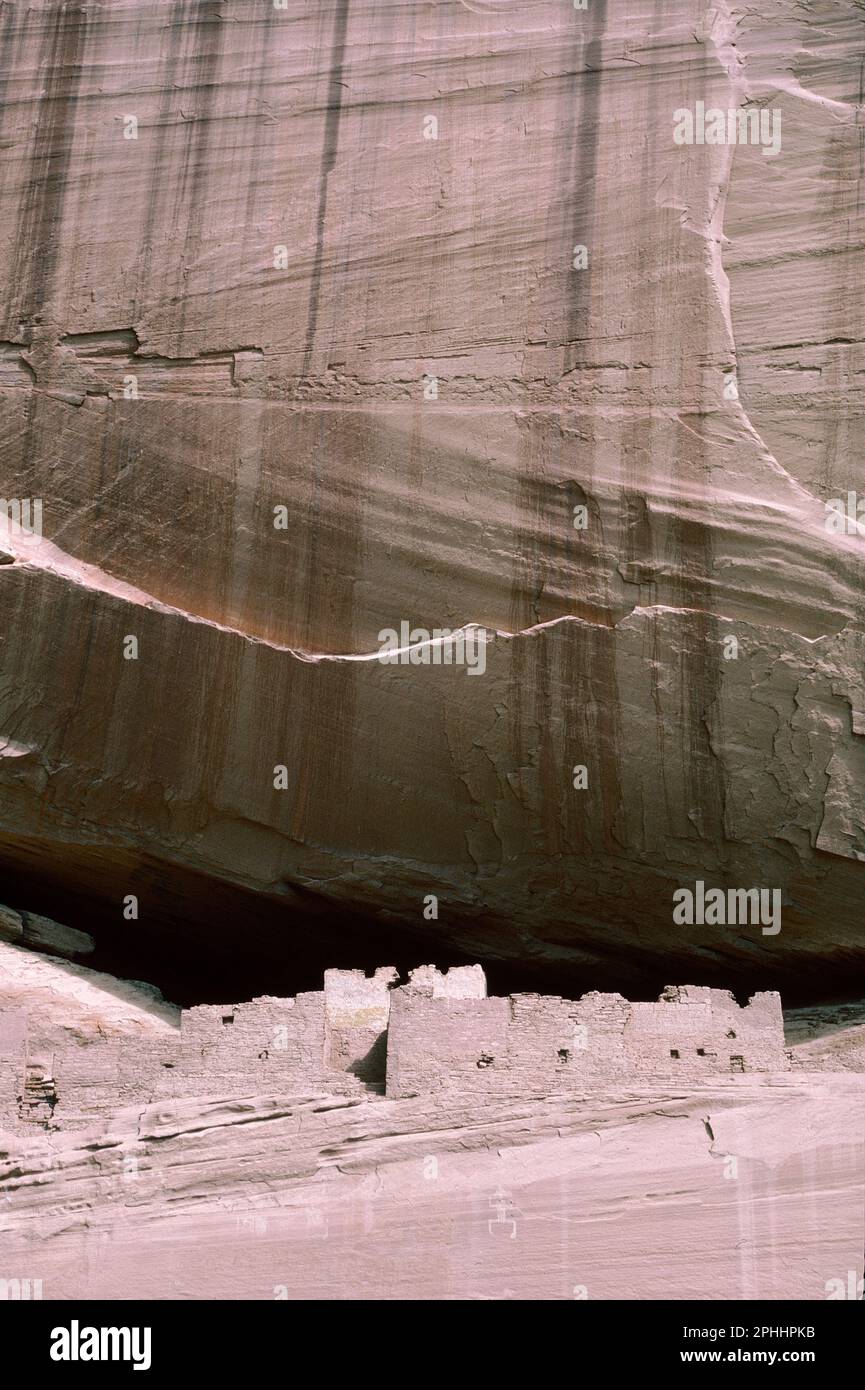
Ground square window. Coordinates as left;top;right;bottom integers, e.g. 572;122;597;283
670;1049;680;1059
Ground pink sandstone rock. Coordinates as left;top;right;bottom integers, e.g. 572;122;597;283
0;1;864;997
1;1079;861;1300
0;0;864;1305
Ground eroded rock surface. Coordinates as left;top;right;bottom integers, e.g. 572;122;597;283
2;1078;861;1300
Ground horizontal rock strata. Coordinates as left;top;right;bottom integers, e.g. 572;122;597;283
2;1077;861;1300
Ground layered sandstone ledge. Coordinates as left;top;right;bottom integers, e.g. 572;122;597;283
2;1077;862;1300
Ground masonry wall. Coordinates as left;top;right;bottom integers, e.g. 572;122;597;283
406;965;487;999
46;1033;179;1123
0;1009;28;1126
0;967;790;1129
177;993;326;1095
385;984;788;1099
323;967;398;1082
624;987;788;1080
0;967;409;1130
0;1022;180;1132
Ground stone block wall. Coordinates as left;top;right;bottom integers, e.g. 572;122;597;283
406;965;487;999
177;992;331;1097
0;1026;180;1132
387;993;508;1100
0;1008;28;1125
624;987;788;1080
0;972;395;1129
323;967;398;1082
0;964;789;1127
385;981;789;1099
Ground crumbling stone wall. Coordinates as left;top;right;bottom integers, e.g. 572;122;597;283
0;973;396;1130
405;965;487;999
624;987;787;1081
0;1023;179;1133
174;991;365;1099
323;967;398;1082
385;981;788;1099
0;1009;29;1125
0;965;789;1128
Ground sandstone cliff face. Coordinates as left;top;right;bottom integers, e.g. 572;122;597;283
1;0;865;997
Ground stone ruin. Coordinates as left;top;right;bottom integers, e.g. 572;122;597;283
0;965;788;1131
386;976;788;1100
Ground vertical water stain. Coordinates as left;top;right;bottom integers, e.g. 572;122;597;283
302;0;350;380
11;2;88;329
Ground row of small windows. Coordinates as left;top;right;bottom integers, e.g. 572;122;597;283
670;1047;745;1070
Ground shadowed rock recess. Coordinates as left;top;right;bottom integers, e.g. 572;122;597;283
1;0;865;1302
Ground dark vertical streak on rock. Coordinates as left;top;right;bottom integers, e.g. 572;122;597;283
133;8;186;323
555;0;606;368
669;517;726;854
9;3;87;331
0;3;27;235
816;121;865;497
508;0;618;872
288;414;362;843
858;57;865;194
301;0;350;378
241;4;280;230
169;0;225;355
290;0;355;845
667;224;726;852
560;1;623;855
